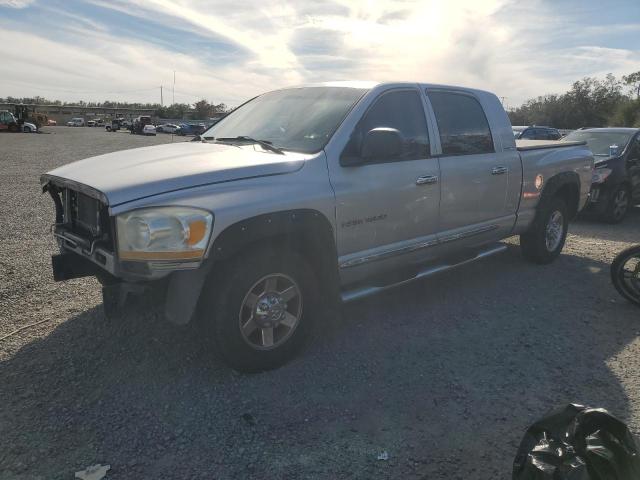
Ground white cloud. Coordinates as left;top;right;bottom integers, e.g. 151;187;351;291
0;0;35;7
0;0;638;107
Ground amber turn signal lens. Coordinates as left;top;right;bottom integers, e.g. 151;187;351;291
187;219;207;246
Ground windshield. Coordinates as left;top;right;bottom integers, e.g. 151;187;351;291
203;87;367;153
562;130;634;156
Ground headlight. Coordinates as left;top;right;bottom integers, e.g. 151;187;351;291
116;207;213;261
592;168;612;184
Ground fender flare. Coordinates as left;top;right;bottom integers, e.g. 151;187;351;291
536;171;582;219
164;209;339;325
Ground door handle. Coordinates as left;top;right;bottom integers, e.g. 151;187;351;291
491;166;508;175
416;175;439;185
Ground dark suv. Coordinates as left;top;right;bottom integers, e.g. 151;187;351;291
513;126;562;140
563;127;640;223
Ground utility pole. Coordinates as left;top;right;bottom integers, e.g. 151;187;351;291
160;86;163;106
172;71;176;105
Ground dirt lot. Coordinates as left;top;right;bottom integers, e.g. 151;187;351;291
1;127;639;479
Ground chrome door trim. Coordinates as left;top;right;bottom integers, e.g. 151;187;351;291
438;224;499;244
491;166;508;175
339;238;439;269
339;223;499;269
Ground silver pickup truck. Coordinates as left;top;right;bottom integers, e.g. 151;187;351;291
41;82;594;372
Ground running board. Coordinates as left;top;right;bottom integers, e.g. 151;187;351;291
340;244;508;303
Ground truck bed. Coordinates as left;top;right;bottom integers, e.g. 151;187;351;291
516;139;587;151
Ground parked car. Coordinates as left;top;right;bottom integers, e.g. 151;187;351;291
67;118;84;127
156;123;180;134
513;126;562;140
175;123;194;135
87;120;96;127
130;116;152;135
142;124;157;136
41;82;593;372
105;118;125;132
47;119;57;126
21;121;38;133
563;127;640;223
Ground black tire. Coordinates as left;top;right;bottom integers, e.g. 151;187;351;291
520;196;569;264
23;126;31;133
106;126;112;132
611;245;640;307
156;127;163;133
199;248;318;373
602;184;630;224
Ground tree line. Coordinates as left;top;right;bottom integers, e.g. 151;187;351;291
0;96;228;120
508;71;640;129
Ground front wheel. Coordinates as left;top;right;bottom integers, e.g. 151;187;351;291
611;245;640;307
520;196;569;264
199;249;318;373
602;185;630;224
23;126;31;133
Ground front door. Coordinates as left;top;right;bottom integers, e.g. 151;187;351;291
327;88;441;284
426;89;519;249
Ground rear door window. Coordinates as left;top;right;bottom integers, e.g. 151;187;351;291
427;90;494;155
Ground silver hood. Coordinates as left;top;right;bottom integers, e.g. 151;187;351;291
42;142;307;206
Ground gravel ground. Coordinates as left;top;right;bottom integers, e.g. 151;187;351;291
1;127;639;479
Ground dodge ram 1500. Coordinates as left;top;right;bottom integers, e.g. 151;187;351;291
41;82;594;372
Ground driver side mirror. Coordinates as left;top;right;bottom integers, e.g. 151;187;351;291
340;127;404;166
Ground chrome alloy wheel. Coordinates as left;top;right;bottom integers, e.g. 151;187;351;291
612;189;629;221
239;273;303;350
545;210;564;252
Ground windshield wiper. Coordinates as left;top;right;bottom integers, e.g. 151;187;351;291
214;136;284;154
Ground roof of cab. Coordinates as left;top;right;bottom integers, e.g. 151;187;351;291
282;81;496;97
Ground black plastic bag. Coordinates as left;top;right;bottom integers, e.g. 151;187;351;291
513;404;640;479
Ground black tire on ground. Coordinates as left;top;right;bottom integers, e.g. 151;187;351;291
199;248;319;373
23;126;31;133
520;196;569;264
106;126;112;132
602;184;630;224
610;245;640;307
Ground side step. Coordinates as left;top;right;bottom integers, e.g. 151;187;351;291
340;243;508;303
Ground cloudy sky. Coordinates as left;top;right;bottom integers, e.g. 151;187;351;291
1;0;639;108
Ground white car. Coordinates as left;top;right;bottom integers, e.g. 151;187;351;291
156;123;179;134
142;124;157;136
67;118;85;127
22;121;38;133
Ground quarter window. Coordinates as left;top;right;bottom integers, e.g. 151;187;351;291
427;90;494;155
342;89;430;163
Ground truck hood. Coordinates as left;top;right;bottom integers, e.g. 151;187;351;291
42;142;307;206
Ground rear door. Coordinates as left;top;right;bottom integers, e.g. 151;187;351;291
327;88;441;284
425;89;519;249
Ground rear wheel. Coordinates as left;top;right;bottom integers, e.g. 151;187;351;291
200;249;318;373
520;196;569;264
23;126;31;133
602;184;630;224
